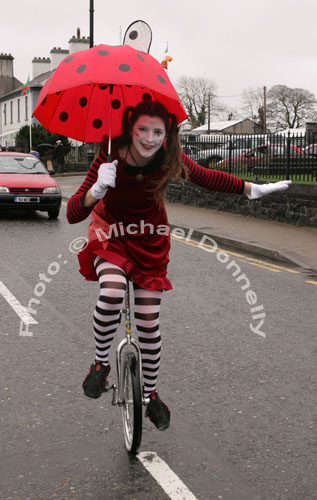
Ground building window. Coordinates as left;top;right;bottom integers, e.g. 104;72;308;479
25;96;28;120
17;99;20;122
3;103;7;125
10;101;13;123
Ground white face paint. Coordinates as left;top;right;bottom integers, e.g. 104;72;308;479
130;115;166;162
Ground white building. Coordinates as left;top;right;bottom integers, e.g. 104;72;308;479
0;29;90;148
187;118;263;135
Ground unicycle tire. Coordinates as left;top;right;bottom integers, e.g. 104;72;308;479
121;351;142;455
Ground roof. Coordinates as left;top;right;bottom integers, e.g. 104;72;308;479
275;127;306;135
191;119;252;132
0;69;53;101
30;69;53;86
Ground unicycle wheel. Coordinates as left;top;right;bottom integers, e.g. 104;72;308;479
121;351;142;455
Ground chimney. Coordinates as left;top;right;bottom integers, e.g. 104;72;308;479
32;57;51;79
0;53;22;97
50;47;69;70
0;53;14;78
68;28;90;54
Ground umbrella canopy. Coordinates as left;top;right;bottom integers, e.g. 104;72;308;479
33;44;188;143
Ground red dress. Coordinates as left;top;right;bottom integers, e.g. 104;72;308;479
67;147;244;290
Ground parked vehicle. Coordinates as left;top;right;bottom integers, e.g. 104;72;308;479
182;144;201;161
0;152;62;219
217;144;304;171
196;136;258;166
304;144;317;156
196;145;246;166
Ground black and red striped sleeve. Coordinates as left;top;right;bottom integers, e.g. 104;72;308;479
181;153;245;195
66;151;107;224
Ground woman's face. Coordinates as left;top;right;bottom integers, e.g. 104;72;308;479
131;115;166;160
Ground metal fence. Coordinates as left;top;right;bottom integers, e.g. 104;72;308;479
180;132;317;183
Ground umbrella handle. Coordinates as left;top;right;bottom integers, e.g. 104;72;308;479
107;84;113;161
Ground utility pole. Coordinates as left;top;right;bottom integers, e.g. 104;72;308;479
263;86;267;133
29;94;32;149
207;94;211;134
89;0;94;48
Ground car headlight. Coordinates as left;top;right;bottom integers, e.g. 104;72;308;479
43;187;61;194
0;186;9;193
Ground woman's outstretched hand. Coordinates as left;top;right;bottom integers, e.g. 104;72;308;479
245;180;292;200
91;160;118;199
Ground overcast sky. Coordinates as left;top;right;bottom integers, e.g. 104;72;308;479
2;0;317;112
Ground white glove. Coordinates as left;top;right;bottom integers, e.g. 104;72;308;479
91;160;118;199
247;180;292;200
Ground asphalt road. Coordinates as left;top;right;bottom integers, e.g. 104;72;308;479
0;204;316;500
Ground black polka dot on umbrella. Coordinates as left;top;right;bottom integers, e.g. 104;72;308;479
129;30;138;40
41;97;47;106
76;65;87;73
136;53;144;62
56;91;61;95
142;93;152;102
79;97;87;107
97;50;109;56
98;84;108;90
119;64;131;72
92;119;102;129
112;99;121;109
157;75;166;84
59;111;68;122
64;56;74;63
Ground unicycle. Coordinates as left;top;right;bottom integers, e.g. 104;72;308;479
110;280;149;455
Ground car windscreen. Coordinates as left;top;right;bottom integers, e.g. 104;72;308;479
0;156;47;174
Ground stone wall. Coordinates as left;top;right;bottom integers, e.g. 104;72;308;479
166;180;317;227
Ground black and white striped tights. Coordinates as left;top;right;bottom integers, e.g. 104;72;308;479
93;257;162;397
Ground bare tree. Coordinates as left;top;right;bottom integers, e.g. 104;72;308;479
267;85;317;131
241;87;264;120
176;76;222;128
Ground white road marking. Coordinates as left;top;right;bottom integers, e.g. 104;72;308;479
138;451;198;500
0;280;38;325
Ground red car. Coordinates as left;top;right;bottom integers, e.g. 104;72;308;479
304;144;317;156
218;144;304;170
0;152;62;219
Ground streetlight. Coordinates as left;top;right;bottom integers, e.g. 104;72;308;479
89;0;94;48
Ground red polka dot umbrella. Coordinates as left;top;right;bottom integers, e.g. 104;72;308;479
33;44;188;144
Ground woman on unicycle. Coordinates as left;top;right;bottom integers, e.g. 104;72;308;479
67;100;291;432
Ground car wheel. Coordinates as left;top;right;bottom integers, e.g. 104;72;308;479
48;209;60;219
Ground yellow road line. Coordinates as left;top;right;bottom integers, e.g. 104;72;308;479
171;235;298;274
248;262;282;272
305;280;317;286
244;258;299;273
